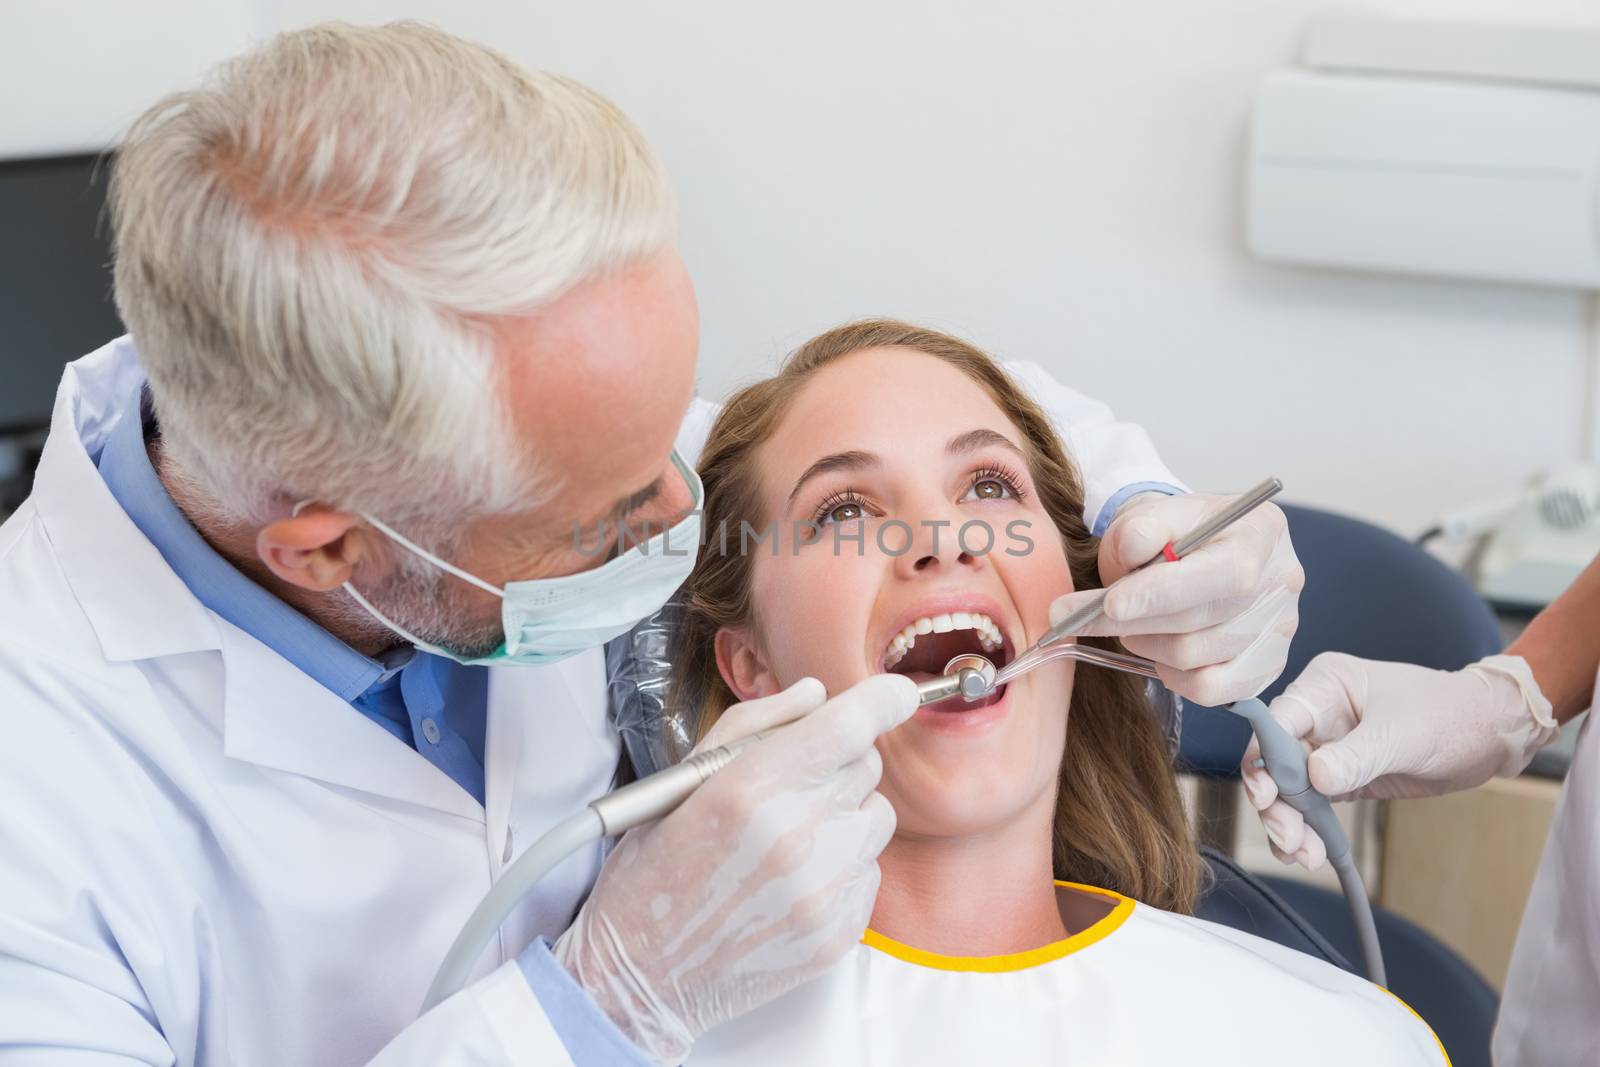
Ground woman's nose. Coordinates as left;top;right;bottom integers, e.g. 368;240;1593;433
892;509;988;578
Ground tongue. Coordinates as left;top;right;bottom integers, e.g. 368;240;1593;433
892;629;988;677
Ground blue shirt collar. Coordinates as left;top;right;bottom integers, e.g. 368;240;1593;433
94;388;396;701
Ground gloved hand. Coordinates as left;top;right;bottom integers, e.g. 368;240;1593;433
554;673;917;1064
1241;652;1559;869
1050;493;1303;707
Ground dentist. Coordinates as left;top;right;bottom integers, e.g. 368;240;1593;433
0;22;1303;1067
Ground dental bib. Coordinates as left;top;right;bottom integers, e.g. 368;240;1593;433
687;883;1444;1066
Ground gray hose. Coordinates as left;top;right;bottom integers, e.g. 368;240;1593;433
1330;853;1385;986
420;807;605;1014
420;734;776;1015
1228;697;1387;986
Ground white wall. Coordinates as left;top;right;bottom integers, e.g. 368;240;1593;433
7;0;1599;535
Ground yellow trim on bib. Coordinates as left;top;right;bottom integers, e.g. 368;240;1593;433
1380;987;1452;1065
860;881;1134;973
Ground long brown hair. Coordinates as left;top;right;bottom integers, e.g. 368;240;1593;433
672;320;1204;912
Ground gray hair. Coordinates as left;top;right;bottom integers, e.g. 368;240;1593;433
110;22;677;534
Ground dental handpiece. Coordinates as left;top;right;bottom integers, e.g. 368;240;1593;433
590;727;778;834
915;654;1001;705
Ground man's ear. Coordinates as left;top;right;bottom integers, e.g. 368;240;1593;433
714;626;779;702
257;507;374;592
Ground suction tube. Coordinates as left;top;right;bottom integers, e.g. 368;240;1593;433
421;808;603;1012
1227;697;1386;986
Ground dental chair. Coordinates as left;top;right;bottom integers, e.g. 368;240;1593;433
1183;503;1503;1067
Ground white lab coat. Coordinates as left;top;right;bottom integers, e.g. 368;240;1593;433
0;338;1183;1065
1493;667;1600;1066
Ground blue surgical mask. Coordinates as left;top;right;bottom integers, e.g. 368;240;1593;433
343;451;703;666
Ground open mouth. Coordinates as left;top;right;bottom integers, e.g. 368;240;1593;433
882;611;1014;711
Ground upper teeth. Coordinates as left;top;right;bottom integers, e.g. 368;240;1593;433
883;612;1004;670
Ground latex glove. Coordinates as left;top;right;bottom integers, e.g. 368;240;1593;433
1241;652;1559;869
1050;493;1303;707
554;673;917;1064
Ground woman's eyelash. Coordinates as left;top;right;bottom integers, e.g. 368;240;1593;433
810;465;1027;525
813;488;872;526
970;464;1028;501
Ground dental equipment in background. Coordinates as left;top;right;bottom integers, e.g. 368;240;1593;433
425;475;1382;1011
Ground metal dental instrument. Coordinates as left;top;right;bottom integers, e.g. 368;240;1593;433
977;477;1284;698
1041;476;1284;646
915;646;1161;706
915;654;1001;705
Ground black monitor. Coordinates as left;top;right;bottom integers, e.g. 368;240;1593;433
0;152;124;436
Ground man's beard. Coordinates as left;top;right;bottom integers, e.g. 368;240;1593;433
333;548;507;660
152;444;507;658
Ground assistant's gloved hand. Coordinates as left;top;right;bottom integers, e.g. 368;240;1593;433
554;674;917;1065
1049;493;1303;707
1240;652;1559;868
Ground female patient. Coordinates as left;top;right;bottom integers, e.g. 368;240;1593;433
672;321;1443;1065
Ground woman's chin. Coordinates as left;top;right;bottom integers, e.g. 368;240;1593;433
880;763;1042;837
878;711;1065;841
887;789;1037;844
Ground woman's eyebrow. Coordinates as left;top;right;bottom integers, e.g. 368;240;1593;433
947;428;1025;457
785;431;1022;507
787;450;879;506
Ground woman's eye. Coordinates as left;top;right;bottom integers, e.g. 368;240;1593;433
822;500;865;525
963;477;1015;502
